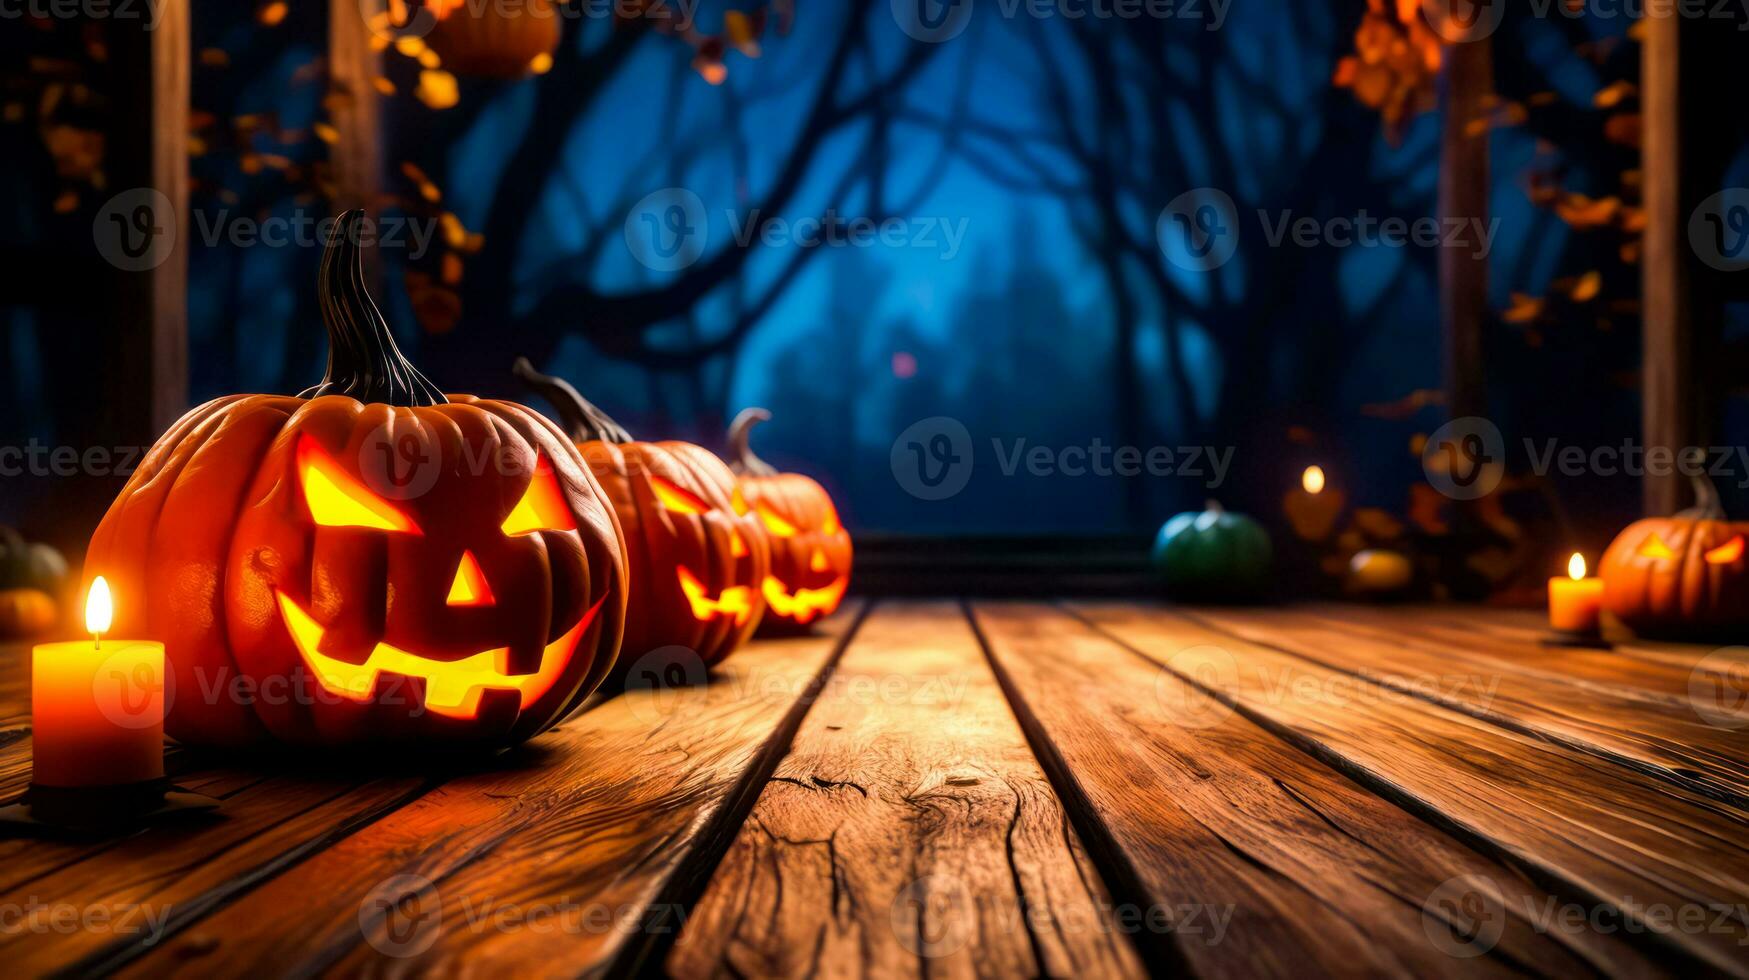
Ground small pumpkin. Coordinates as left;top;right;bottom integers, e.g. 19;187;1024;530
726;409;853;631
0;525;69;596
425;0;562;79
85;212;627;749
0;589;58;638
516;360;769;673
1152;501;1272;602
1600;474;1749;638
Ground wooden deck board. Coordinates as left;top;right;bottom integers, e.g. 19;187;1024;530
669;602;1144;979
972;601;1664;979
1;602;1744;977
1070;601;1749;975
1186;604;1749;808
113;602;865;979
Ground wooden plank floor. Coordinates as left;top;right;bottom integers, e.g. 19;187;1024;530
1;600;1746;978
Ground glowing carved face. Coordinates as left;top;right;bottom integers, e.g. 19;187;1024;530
276;436;595;720
735;478;851;627
651;475;756;625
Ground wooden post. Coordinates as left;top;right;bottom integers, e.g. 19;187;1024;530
1640;10;1688;516
1638;10;1735;516
328;1;384;218
107;0;190;443
1437;35;1493;426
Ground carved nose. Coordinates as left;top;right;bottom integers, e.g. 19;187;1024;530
809;547;829;573
446;550;496;607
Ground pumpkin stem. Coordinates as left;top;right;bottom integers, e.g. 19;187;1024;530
728;408;778;476
300;210;447;407
511;357;633;444
1678;468;1727;520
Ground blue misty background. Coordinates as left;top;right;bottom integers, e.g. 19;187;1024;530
6;1;1746;546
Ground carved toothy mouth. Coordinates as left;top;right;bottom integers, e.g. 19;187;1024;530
275;591;601;720
761;576;848;625
677;567;756;626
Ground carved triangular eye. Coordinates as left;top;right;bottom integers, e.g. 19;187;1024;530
299;436;420;534
755;502;797;538
1705;536;1745;565
651;476;711;515
1638;534;1675;560
501;456;576;536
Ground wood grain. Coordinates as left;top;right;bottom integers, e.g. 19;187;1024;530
670;602;1144;979
973;601;1662;979
1186;604;1749;809
1071;600;1749;974
0;773;427;975
116;603;866;979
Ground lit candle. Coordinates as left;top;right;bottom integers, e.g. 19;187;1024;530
31;577;166;788
1548;553;1603;636
1283;465;1344;541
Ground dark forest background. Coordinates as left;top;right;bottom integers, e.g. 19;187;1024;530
4;1;1748;566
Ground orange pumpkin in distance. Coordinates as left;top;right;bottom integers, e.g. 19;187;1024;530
1600;474;1749;638
515;359;769;677
425;0;562;78
727;409;852;631
85;212;627;749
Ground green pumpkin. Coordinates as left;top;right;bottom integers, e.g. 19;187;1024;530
1152;501;1273;601
0;526;68;595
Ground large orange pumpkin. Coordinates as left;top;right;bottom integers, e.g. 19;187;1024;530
425;0;562;79
515;360;769;675
85;212;627;749
1600;474;1749;638
727;409;852;630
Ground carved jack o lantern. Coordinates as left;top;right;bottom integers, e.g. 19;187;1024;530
727;409;852;630
515;360;769;673
85;212;627;749
1600;474;1749;638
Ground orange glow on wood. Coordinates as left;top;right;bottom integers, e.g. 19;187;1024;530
299;437;419;533
502;456;576;536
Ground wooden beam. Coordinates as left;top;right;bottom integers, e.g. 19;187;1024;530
1437;35;1492;425
106;0;190;443
327;1;384;218
1640;10;1690;516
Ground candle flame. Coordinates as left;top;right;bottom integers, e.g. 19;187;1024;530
1302;466;1326;495
1568;553;1587;581
86;576;113;637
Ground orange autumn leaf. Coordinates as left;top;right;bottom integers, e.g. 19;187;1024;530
442;252;464;285
1603;113;1641;147
1593;80;1636;108
416;70;459;110
52;189;78;213
1569;270;1602;303
1502;292;1544;324
258;2;287;26
1553;193;1620;228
